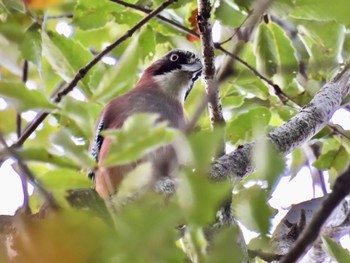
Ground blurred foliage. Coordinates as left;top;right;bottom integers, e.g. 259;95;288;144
0;0;350;262
322;236;350;263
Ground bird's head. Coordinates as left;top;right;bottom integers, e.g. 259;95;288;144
137;49;202;103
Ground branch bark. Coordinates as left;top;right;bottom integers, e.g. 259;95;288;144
279;165;350;263
197;0;225;129
210;66;350;182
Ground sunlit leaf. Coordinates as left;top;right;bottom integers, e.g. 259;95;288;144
73;0;124;30
102;114;176;166
91;33;139;102
60;97;100;139
42;31;95;97
37;168;92;191
0;81;56;112
313;146;349;173
18;147;81;169
19;22;42;69
51;129;95;169
226;107;271;144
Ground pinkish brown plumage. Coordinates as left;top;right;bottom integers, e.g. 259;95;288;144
90;49;202;198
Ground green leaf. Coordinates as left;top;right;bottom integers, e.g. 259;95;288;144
138;25;156;61
291;0;350;26
20;23;42;69
73;0;124;30
290;148;306;178
60;97;101;139
188;128;225;173
91;34;140;102
179;169;232;226
42;31;95;97
205;225;247;263
275;105;298;121
322;236;350;263
254;23;278;77
102;114;177;166
0;107;16;133
36;168;92;191
0;34;22;75
51;129;95;169
226;107;271;144
214;0;245;28
233;185;275;234
0;81;55;112
254;22;298;84
114;11;143;27
313;146;349;172
298;21;344;78
254;141;286;190
221;95;245;109
1;0;25;13
18;147;81;169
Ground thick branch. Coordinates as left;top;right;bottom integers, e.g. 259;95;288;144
12;0;177;148
210;66;350;182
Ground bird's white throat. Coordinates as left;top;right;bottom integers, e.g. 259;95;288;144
154;71;191;104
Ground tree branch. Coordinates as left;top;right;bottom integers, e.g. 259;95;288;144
197;0;225;128
109;0;197;37
12;0;178;148
280;165;350;262
210;66;350;182
0;133;60;211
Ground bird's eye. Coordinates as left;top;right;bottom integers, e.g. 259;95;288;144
170;54;179;62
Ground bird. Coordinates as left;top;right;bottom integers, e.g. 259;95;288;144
89;49;202;199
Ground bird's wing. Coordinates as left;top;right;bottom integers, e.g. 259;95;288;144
88;118;104;180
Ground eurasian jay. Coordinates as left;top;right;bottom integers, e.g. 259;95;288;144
89;49;202;199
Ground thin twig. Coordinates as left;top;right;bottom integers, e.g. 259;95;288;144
110;0;198;37
280;165;350;263
12;0;177;148
215;45;296;104
219;12;252;45
17;60;28;139
16;60;30;214
0;133;60;211
46;13;74;19
328;123;350;141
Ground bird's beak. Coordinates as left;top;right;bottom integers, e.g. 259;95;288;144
181;59;203;73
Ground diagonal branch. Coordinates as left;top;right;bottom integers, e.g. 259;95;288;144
12;0;177;148
210;66;350;182
280;165;350;263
